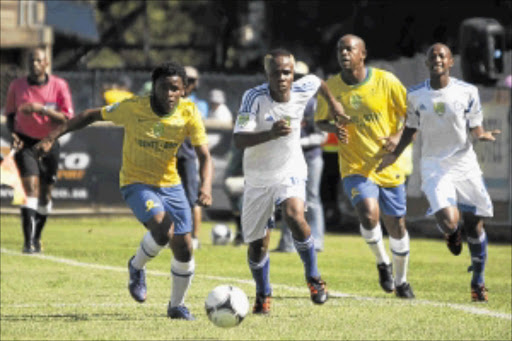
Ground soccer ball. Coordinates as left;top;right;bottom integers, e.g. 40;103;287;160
205;285;249;328
211;224;232;245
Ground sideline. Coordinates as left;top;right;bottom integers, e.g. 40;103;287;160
1;247;510;321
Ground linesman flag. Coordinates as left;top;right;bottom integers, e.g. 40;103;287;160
0;150;26;205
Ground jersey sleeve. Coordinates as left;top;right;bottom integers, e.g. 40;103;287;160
466;86;483;128
292;74;321;101
4;81;16;115
100;101;129;126
387;72;407;120
187;104;208;146
234;89;259;133
405;94;420;129
57;79;74;118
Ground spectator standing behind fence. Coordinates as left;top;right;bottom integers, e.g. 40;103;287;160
3;47;74;253
207;89;233;124
35;61;213;320
177;66;209;250
103;75;134;105
275;61;328;253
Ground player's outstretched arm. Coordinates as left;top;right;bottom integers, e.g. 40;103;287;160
195;144;213;207
34;108;103;154
376;126;417;173
233;119;291;149
470;126;501;142
318;80;350;124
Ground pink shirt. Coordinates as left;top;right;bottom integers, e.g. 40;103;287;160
4;75;74;139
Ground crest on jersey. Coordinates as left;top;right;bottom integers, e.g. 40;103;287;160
153;122;164;137
433;102;445;115
237;113;250;127
349;94;362;109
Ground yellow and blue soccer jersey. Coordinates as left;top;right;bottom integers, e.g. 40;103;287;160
316;67;407;187
101;96;207;187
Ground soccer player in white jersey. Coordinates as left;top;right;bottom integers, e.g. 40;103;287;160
377;43;500;302
233;48;348;314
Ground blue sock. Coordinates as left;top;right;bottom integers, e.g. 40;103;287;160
248;253;271;296
294;235;320;280
467;231;488;286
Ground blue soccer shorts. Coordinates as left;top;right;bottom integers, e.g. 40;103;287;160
343;175;407;217
120;183;192;235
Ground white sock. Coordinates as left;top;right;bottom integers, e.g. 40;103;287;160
389;232;410;286
360;224;390;265
131;232;164;270
170;258;195;308
37;201;53;215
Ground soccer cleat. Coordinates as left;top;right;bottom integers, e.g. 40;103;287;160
445;228;462;256
252;293;271;314
377;263;395;293
471;284;488;302
22;243;33;254
307;277;328;304
127;256;147;303
395;282;415;299
233;233;244;247
33;239;43;253
167;303;196;320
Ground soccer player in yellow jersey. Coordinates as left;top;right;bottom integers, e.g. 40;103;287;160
316;34;415;298
35;62;213;320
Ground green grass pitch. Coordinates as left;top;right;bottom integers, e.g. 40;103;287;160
1;215;510;340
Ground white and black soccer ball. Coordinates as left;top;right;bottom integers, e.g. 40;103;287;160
205;285;249;328
211;224;232;245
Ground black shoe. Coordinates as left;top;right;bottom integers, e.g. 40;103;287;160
33;239;43;253
377;263;395;293
307;277;328;304
22;243;33;254
252;293;271;314
127;256;147;303
445;228;462;256
167;303;196;320
395;282;415;299
233;234;244;247
471;284;488;302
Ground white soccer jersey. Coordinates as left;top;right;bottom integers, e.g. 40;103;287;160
406;77;483;180
234;75;321;187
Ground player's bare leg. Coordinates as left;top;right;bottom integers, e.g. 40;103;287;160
462;212;488;302
355;198;394;293
283;197;328;304
435;206;462;255
382;215;414;298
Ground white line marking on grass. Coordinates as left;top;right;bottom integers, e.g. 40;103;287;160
2;248;510;321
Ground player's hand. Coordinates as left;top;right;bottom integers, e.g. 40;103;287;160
478;129;501;142
11;133;24;151
376;153;398;173
19;102;44;115
331;102;351;125
196;188;212;207
378;133;401;152
33;137;55;156
335;123;349;144
270;119;292;139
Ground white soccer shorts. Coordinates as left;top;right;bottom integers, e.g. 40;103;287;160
422;173;493;217
241;177;306;243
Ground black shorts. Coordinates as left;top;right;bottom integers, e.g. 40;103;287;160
177;156;199;208
14;133;60;184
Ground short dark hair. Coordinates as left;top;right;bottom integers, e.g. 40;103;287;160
151;61;187;86
263;48;295;73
